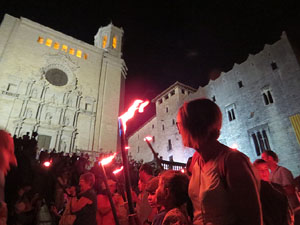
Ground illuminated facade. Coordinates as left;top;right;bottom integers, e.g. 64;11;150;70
0;14;127;154
128;32;300;175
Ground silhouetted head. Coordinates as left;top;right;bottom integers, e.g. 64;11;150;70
177;98;222;149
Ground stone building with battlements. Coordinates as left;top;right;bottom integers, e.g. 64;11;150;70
0;14;126;154
128;32;300;176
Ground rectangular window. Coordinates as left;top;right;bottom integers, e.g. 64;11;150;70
69;48;75;55
37;37;44;44
62;45;68;52
238;81;244;88
271;62;278;70
168;139;172;151
262;90;274;105
83;53;88;60
162;124;164;131
169;155;173;161
165;95;169;100
172;119;175;125
166;107;168;113
212;96;216;102
158;99;162;104
226;104;236;122
45;39;52;47
170;90;175;96
252;133;261;156
153;136;155;143
249;126;271;156
181;89;185;94
53;42;60;50
102;36;107;48
76;50;82;58
112;36;117;49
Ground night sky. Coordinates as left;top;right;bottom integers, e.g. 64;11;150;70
1;0;300;134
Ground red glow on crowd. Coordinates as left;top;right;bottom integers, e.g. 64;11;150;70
113;166;124;174
119;100;149;133
100;153;116;166
143;136;152;142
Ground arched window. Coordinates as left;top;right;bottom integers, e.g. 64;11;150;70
112;36;117;49
102;36;107;48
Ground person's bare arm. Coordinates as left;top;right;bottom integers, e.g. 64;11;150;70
70;196;92;212
226;152;263;225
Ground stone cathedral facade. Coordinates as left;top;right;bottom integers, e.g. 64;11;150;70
128;32;300;176
0;14;126;154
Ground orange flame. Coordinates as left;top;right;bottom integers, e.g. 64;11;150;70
144;136;152;142
119;100;149;133
113;166;124;174
100;153;117;166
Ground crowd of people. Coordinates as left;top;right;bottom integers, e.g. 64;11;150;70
1;98;300;225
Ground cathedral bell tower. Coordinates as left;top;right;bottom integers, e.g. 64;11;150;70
94;23;124;58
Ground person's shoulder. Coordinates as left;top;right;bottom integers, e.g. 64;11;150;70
162;208;189;225
277;166;292;174
222;146;249;162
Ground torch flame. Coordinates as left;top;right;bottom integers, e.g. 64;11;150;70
100;153;117;166
144;136;152;142
113;166;124;174
125;146;130;150
43;161;51;167
138;101;149;113
119;100;149;133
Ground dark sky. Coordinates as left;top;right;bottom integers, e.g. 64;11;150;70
1;0;300;134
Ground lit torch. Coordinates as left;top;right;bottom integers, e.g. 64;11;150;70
113;166;126;201
43;160;52;167
118;99;149;225
144;136;164;171
113;166;124;175
99;153;120;225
